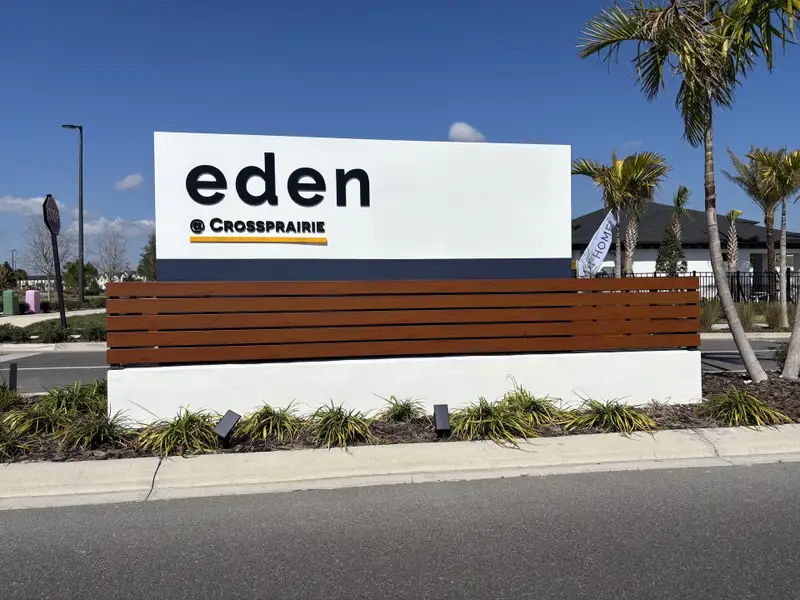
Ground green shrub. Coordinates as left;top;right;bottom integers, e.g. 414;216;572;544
31;320;70;343
237;402;304;442
3;380;107;436
19;301;30;314
55;410;130;450
501;380;562;426
136;407;220;457
311;402;374;449
735;302;758;331
378;396;426;423
0;324;30;343
561;399;656;435
451;397;535;446
40;300;51;313
0;423;28;460
0;383;22;412
699;300;720;332
79;319;107;342
698;389;791;427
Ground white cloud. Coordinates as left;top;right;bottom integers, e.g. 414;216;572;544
68;216;155;237
448;122;486;142
0;195;66;216
115;173;144;191
621;140;643;151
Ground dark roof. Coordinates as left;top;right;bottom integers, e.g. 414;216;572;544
572;203;800;249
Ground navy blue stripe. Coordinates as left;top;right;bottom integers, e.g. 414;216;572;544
157;258;572;282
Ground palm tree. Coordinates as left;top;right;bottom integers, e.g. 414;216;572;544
752;149;800;376
577;0;798;382
722;147;781;301
572;150;670;277
749;148;800;331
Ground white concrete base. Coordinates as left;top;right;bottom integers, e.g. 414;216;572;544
108;350;702;424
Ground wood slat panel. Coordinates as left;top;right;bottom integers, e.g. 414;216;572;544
107;304;700;332
107;319;700;348
107;291;699;315
107;277;700;298
107;333;701;365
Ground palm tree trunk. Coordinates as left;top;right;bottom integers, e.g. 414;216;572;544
765;211;777;300
615;210;622;278
703;114;768;382
624;220;637;274
780;198;789;328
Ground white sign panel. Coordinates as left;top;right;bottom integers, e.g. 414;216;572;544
154;132;571;263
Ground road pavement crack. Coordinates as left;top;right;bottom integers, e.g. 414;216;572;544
693;429;735;465
145;458;163;502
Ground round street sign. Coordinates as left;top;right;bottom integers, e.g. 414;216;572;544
43;194;61;235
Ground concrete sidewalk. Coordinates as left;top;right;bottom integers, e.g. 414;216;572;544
0;308;105;327
0;342;106;353
2;424;799;511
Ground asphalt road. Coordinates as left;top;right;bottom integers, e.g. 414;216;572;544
0;352;107;393
0;338;789;393
2;463;800;599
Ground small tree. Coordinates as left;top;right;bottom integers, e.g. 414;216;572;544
63;261;99;295
24;215;76;301
137;232;156;281
0;262;16;289
656;186;690;276
93;224;130;284
656;227;687;276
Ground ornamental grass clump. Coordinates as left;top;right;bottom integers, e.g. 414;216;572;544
501;381;562;426
3;380;107;436
136;407;220;457
55;411;131;451
237;402;305;443
311;402;374;449
0;423;28;460
0;382;22;412
451;397;535;446
377;396;427;423
697;389;790;428
561;399;656;435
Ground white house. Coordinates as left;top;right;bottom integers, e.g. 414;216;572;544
572;203;799;274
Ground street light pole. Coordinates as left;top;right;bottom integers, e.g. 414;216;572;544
11;249;16;271
62;123;84;305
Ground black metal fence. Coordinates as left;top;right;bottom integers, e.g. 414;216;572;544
610;270;799;302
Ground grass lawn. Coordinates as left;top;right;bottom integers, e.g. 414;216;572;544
24;313;106;338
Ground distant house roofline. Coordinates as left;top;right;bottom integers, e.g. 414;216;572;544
572;203;800;249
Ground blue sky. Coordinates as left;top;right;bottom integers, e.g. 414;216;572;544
1;0;799;272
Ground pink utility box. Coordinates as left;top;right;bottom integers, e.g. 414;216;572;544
25;290;40;313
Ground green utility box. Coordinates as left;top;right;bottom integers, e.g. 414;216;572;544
2;289;20;316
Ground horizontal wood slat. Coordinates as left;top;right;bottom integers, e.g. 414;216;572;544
106;277;701;366
107;277;699;298
107;334;701;366
107;304;700;332
107;319;700;348
106;291;699;315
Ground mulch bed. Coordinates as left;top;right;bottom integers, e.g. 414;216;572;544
3;373;800;464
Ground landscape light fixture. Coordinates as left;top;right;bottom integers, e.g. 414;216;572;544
433;404;451;438
214;410;242;446
61;123;85;305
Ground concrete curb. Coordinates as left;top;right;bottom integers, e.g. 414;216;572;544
0;342;107;353
700;332;790;340
2;424;800;510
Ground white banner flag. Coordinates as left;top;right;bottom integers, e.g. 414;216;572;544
577;211;616;278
